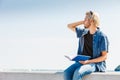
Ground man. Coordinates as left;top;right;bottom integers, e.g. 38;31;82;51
64;11;109;80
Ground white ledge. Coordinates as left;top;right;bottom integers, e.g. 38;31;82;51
83;72;120;80
0;71;120;80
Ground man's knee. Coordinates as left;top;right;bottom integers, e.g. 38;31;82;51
75;64;95;77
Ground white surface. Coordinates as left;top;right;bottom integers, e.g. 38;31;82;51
0;71;120;80
83;72;120;80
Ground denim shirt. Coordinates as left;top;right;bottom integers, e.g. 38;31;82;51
76;27;109;72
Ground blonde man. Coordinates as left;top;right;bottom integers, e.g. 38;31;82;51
64;11;109;80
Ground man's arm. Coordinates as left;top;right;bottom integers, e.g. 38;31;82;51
80;51;107;64
68;21;84;32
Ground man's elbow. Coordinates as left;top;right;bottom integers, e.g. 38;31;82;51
103;54;107;61
104;56;107;61
67;24;75;32
67;24;71;28
102;51;108;60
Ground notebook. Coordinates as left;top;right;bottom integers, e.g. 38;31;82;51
64;55;91;61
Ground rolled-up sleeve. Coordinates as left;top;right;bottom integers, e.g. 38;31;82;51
100;35;109;53
75;28;84;38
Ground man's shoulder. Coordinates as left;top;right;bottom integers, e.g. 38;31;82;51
96;30;107;37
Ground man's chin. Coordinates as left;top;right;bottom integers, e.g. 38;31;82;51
84;26;88;29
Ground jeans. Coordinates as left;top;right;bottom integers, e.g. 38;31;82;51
64;62;96;80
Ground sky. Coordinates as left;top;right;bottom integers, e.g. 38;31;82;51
0;0;120;71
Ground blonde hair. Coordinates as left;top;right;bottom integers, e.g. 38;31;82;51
86;11;100;27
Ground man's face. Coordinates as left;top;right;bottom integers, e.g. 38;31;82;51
84;16;91;28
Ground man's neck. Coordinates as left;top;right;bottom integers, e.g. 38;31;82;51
89;25;97;34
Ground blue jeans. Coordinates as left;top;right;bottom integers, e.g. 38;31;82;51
64;62;96;80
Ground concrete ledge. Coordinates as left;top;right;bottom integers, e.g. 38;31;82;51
83;72;120;80
0;71;120;80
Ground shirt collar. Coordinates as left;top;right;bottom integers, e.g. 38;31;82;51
82;27;100;36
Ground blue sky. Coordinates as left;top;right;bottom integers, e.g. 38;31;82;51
0;0;120;71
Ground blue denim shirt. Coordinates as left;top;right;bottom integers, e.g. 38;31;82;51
76;27;109;72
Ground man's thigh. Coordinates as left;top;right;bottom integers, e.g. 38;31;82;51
64;62;82;73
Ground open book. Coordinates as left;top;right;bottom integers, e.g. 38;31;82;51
64;55;91;61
